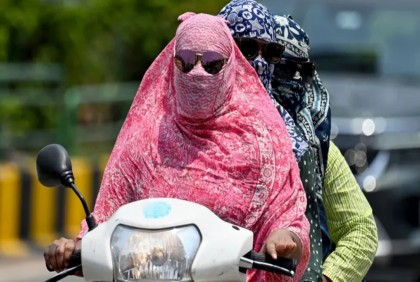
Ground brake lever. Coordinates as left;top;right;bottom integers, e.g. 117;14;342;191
44;265;81;282
239;251;296;277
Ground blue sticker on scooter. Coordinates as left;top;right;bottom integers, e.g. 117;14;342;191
143;201;172;218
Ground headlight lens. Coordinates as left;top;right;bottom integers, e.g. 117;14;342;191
111;225;201;281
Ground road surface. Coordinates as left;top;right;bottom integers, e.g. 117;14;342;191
0;254;82;282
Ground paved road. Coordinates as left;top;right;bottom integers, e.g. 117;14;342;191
2;253;419;282
0;254;82;282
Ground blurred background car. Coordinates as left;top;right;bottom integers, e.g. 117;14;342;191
262;0;420;281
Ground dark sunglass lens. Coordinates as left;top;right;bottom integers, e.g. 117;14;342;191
275;60;298;79
204;59;226;75
238;38;259;60
176;50;197;73
202;51;224;63
202;51;226;74
265;43;284;64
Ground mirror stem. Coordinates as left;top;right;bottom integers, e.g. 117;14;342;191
69;183;97;231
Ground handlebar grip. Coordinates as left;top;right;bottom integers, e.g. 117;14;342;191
246;251;296;277
68;250;82;268
44;250;82;282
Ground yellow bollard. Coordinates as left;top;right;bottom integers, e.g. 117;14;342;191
0;162;29;256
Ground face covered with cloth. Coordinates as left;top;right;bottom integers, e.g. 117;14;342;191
218;0;310;162
80;12;309;282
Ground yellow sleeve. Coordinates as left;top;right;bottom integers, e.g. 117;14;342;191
322;142;378;282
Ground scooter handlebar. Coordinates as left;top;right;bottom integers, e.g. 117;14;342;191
240;251;296;277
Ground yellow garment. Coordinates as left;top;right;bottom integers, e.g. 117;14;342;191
322;142;378;282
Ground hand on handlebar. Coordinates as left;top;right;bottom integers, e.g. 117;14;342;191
261;228;301;261
44;237;81;274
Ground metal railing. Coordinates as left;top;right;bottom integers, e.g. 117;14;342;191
0;63;140;255
0;62;139;158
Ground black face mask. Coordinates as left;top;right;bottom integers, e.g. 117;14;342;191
271;70;307;119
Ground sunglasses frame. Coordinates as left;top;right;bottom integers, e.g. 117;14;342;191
174;50;228;75
275;58;316;83
234;37;285;64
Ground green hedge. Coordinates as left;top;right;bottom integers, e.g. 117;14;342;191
0;0;229;84
0;0;229;156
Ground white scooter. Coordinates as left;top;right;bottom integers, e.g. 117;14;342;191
37;144;296;282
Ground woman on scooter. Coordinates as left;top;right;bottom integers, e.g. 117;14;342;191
44;11;311;281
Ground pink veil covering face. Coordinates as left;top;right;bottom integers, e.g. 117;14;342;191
81;13;309;281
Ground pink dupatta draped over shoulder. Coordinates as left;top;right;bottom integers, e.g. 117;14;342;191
79;12;309;281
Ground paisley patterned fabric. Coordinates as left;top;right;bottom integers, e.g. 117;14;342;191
80;12;309;282
218;0;309;161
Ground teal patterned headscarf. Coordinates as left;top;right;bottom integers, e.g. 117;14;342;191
272;14;331;176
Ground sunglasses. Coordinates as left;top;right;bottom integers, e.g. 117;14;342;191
234;37;285;64
275;58;316;83
174;49;228;75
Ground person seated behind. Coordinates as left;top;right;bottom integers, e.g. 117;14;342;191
218;1;378;281
271;14;378;282
44;11;311;281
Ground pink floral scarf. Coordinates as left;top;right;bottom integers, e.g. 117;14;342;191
80;12;309;281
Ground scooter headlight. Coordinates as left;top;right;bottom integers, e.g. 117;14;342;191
111;225;201;281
